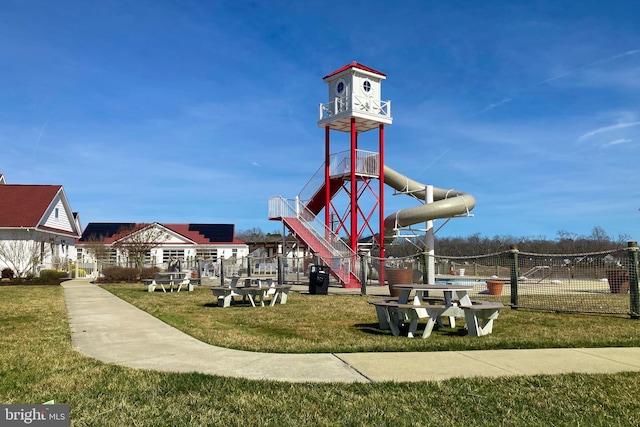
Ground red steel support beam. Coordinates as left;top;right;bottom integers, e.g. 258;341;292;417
324;126;331;238
378;124;385;286
350;118;358;252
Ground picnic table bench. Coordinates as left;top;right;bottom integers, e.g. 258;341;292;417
461;301;505;337
145;272;193;293
369;300;445;338
369;297;504;338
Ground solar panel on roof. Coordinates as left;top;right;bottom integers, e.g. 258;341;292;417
80;223;135;241
188;224;234;242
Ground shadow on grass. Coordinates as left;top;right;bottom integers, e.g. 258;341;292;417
202;301;256;308
355;322;470;337
354;322;391;336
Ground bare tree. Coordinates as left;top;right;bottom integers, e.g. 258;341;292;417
0;235;46;277
82;236;112;264
112;224;168;274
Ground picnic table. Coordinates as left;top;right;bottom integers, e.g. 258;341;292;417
370;283;504;337
210;278;291;308
145;272;193;293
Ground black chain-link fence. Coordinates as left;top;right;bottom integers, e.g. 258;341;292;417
92;243;640;318
363;244;640;318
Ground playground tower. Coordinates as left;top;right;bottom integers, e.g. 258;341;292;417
268;62;393;288
270;62;475;288
317;62;392;286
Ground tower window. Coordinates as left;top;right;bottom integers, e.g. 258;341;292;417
363;80;371;92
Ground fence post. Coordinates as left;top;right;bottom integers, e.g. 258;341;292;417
219;257;225;286
359;251;368;296
277;254;284;285
628;241;639;319
510;245;519;309
247;255;252;277
422;251;429;284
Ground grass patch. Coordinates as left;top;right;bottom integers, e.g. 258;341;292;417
2;284;640;425
103;283;640;353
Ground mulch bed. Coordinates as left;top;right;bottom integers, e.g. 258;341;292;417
0;279;69;286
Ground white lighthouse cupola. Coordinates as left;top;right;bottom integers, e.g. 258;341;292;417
317;61;392;133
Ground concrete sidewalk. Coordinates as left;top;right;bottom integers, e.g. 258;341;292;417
62;279;640;383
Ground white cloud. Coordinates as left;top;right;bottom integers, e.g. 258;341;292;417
475;97;513;115
578;121;640;141
602;138;631;148
537;49;640;86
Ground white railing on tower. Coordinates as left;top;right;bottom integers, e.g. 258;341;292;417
297;150;380;204
319;95;391;120
352;94;391;116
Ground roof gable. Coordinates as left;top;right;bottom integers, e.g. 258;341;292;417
0;184;80;238
0;185;62;228
111;223;192;245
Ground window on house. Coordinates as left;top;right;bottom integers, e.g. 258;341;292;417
107;250;117;265
196;248;217;261
144;251;153;266
163;249;185;263
54;208;59;218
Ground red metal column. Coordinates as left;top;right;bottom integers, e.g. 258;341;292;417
350;118;358;252
378;124;385;286
324;126;331;236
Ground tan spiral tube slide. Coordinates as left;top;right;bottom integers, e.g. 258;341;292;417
383;165;476;236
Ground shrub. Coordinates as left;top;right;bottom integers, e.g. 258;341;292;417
70;265;87;278
141;267;160;280
39;269;68;282
1;268;15;279
101;266;138;282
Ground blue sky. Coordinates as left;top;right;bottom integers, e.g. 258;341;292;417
1;0;640;241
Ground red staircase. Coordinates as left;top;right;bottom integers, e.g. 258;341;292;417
304;178;343;215
268;197;359;287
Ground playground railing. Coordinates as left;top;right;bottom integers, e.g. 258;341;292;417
268;196;355;282
318;95;391;120
297;150;380;205
297;163;324;206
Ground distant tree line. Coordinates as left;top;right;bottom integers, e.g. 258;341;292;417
238;226;633;257
389;226;632;257
235;227;283;242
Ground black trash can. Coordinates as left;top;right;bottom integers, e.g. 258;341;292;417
309;265;330;295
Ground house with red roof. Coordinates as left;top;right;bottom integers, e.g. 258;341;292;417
76;222;248;275
0;176;82;277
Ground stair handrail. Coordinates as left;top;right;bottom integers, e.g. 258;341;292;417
297;164;324;206
268;196;355;280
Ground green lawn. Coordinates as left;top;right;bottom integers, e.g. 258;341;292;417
1;284;640;426
103;283;640;353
